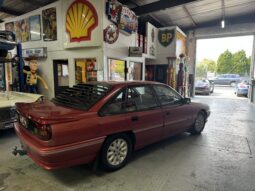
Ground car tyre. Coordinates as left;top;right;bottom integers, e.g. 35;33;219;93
190;112;206;135
101;134;132;171
230;82;236;87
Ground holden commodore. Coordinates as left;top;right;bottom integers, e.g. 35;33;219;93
14;81;210;171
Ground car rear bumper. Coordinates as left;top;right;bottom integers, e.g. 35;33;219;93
236;89;248;95
195;88;210;94
14;122;105;170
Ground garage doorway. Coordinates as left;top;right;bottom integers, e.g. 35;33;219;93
195;35;253;99
53;59;69;96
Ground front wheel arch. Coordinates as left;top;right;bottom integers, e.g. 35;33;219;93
190;111;206;135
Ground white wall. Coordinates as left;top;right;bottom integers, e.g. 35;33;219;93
1;0;111;98
102;0;141;80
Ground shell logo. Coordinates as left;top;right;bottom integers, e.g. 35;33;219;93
66;0;98;42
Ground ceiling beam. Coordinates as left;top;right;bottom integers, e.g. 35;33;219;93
182;5;196;27
0;7;25;16
221;0;225;20
19;0;46;7
132;0;200;16
183;12;255;32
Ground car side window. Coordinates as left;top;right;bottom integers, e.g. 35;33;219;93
101;90;125;115
153;85;182;106
127;86;158;111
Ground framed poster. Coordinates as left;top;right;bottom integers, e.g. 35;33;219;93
29;15;41;41
42;7;57;41
5;22;14;32
15;19;30;42
108;59;126;81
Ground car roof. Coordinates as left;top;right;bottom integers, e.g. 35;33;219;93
87;80;164;88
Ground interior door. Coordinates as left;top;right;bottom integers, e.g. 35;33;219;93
53;60;69;96
155;65;168;83
129;62;142;80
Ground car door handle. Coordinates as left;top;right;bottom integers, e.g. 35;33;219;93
166;111;170;115
131;116;139;121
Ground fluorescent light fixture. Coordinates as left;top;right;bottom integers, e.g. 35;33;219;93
221;20;225;28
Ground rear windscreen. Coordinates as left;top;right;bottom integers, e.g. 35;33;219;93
52;83;111;110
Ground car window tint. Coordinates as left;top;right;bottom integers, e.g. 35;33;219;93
153;85;182;106
127;86;158;111
102;91;125;115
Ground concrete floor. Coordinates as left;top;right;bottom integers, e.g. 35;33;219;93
0;86;255;191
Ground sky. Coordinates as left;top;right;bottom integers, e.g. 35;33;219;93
196;35;254;63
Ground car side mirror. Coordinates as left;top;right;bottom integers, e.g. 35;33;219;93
182;98;191;104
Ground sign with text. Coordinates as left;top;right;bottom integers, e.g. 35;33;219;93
129;47;143;57
22;47;47;58
158;29;175;47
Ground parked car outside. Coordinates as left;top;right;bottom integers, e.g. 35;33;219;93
213;74;241;86
195;79;213;95
14;81;210;171
208;80;214;93
235;80;249;97
0;91;43;130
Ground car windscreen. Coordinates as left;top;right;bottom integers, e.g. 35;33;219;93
52;83;112;110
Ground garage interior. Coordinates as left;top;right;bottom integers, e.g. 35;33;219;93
1;0;255;191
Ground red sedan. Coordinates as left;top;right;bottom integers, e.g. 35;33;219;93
14;81;210;171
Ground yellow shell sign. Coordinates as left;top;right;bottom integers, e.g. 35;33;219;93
66;0;98;42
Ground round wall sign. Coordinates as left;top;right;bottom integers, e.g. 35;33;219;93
104;24;119;44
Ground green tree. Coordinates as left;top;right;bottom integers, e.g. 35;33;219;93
196;63;207;79
217;50;232;74
232;50;249;76
200;59;217;72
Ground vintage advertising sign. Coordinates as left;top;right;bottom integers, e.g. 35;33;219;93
29;15;41;41
15;18;30;42
104;24;119;44
106;0;138;35
42;7;57;41
22;47;47;58
146;22;157;56
129;47;143;57
118;6;138;35
105;0;122;24
158;29;175;47
66;0;98;42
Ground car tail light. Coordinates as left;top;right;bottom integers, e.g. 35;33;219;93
18;114;52;141
34;124;52;141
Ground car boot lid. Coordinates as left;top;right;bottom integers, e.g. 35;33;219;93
15;101;88;124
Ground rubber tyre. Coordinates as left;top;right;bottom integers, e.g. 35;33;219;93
190;112;206;135
230;82;236;87
100;134;132;171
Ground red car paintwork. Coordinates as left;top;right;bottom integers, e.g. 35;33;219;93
14;81;210;170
